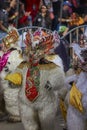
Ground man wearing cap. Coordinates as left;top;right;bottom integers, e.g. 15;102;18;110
58;1;72;27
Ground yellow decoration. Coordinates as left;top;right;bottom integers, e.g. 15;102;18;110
45;55;57;61
60;99;67;121
38;63;57;70
69;82;84;113
5;72;22;85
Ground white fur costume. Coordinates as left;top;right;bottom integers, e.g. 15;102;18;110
18;55;65;130
66;44;87;130
67;72;87;130
0;49;24;121
0;27;26;122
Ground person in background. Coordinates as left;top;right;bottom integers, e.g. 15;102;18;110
58;1;72;27
69;12;84;27
24;0;41;22
56;1;72;33
68;0;79;12
61;12;84;37
8;0;18;27
18;2;31;28
76;0;87;16
42;0;61;30
33;5;52;29
0;2;10;44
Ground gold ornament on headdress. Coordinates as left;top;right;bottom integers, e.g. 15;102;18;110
2;29;19;49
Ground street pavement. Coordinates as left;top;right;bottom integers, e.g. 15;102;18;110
0;114;65;130
0;122;24;130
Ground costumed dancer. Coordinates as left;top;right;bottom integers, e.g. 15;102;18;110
0;28;25;122
66;43;87;130
5;27;66;130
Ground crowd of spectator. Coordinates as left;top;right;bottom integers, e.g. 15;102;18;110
0;0;18;41
0;0;87;45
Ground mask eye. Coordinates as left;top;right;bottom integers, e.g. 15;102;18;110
8;62;10;64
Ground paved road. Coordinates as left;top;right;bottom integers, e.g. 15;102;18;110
0;122;65;130
0;122;24;130
0;114;66;130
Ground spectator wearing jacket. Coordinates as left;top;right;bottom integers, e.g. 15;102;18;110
33;5;52;29
42;0;61;30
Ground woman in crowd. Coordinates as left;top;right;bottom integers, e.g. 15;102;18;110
33;5;52;29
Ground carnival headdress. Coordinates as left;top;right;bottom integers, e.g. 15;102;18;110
24;28;60;64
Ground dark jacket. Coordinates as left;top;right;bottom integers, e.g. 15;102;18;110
33;12;52;29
